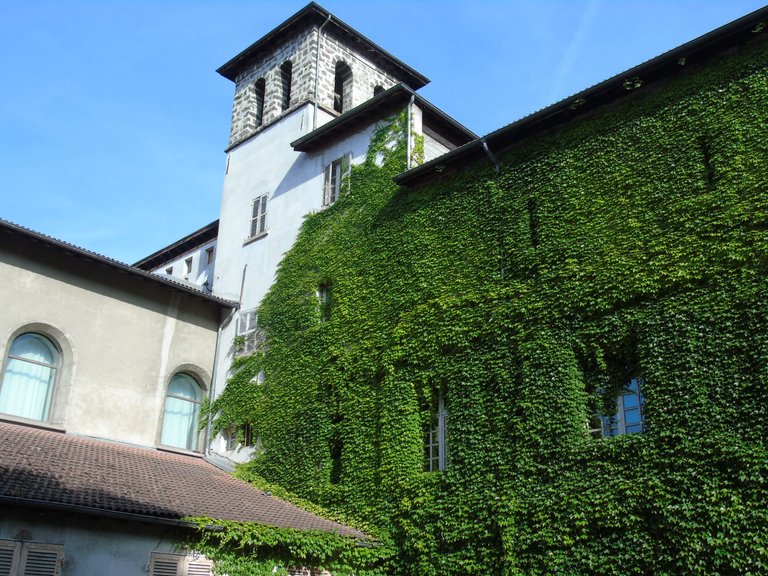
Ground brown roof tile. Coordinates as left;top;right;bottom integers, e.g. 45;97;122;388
0;422;364;538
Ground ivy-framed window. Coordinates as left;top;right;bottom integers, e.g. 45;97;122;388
161;373;203;451
0;540;63;576
424;392;448;472
600;376;646;437
248;194;268;240
235;309;265;356
322;154;351;207
317;283;332;322
149;552;213;576
0;333;59;422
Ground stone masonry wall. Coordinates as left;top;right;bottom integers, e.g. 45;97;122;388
227;25;406;149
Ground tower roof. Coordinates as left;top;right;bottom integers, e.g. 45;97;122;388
217;2;429;89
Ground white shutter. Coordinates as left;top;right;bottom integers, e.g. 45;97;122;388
341;153;352;192
19;544;62;576
149;554;181;576
323;163;332;206
186;557;213;576
0;541;17;576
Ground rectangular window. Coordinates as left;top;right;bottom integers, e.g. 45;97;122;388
424;392;447;472
235;309;264;356
596;377;646;437
205;246;214;265
165;266;173;275
0;540;63;576
184;257;193;278
249;195;268;239
149;552;213;576
317;284;332;322
322;154;351;207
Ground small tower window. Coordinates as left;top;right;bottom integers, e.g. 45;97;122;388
254;78;266;127
334;62;353;113
280;61;292;112
373;85;384;96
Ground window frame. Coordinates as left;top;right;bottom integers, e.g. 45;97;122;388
160;372;205;452
0;332;61;423
235;308;264;356
322;154;351;207
0;540;63;576
247;194;269;241
149;552;213;576
424;391;447;472
597;376;647;437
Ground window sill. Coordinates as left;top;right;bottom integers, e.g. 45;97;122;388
0;413;65;433
157;445;205;458
243;231;268;246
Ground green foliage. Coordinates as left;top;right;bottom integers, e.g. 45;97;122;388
201;40;768;574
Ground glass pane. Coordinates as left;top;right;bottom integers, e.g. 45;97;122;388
624;407;641;425
622;393;639;409
168;374;201;401
626;423;644;433
162;395;200;450
0;357;54;420
10;333;56;365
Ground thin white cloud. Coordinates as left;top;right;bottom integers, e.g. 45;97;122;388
547;0;601;104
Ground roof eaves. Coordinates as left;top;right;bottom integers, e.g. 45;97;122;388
0;219;237;309
216;2;429;88
394;5;768;186
291;83;475;152
133;220;219;270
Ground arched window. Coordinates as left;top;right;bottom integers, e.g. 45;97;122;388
254;78;266;127
333;62;353;113
280;61;292;112
373;85;384;96
161;373;203;451
0;333;59;421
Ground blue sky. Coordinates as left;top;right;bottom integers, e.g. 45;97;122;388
1;0;765;264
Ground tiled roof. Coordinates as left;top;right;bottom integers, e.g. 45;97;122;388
0;422;364;538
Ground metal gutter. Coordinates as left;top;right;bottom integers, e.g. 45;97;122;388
394;5;768;186
1;496;197;529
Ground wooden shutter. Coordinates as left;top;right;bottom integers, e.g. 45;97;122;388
341;153;352;194
149;554;181;576
19;544;62;576
0;541;18;576
186;557;213;576
323;163;332;206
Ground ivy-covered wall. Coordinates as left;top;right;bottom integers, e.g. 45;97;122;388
206;36;768;575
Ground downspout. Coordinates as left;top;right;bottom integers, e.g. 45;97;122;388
204;306;237;456
406;94;415;170
313;14;332;130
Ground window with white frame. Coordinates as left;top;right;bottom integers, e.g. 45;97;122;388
161;373;203;451
0;333;59;422
149;552;213;576
235;309;264;356
424;392;447;472
0;540;63;576
322;154;351;207
597;376;646;437
248;194;268;239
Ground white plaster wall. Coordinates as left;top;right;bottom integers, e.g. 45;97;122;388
150;241;217;291
212;102;393;462
0;248;221;449
0;507;190;576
